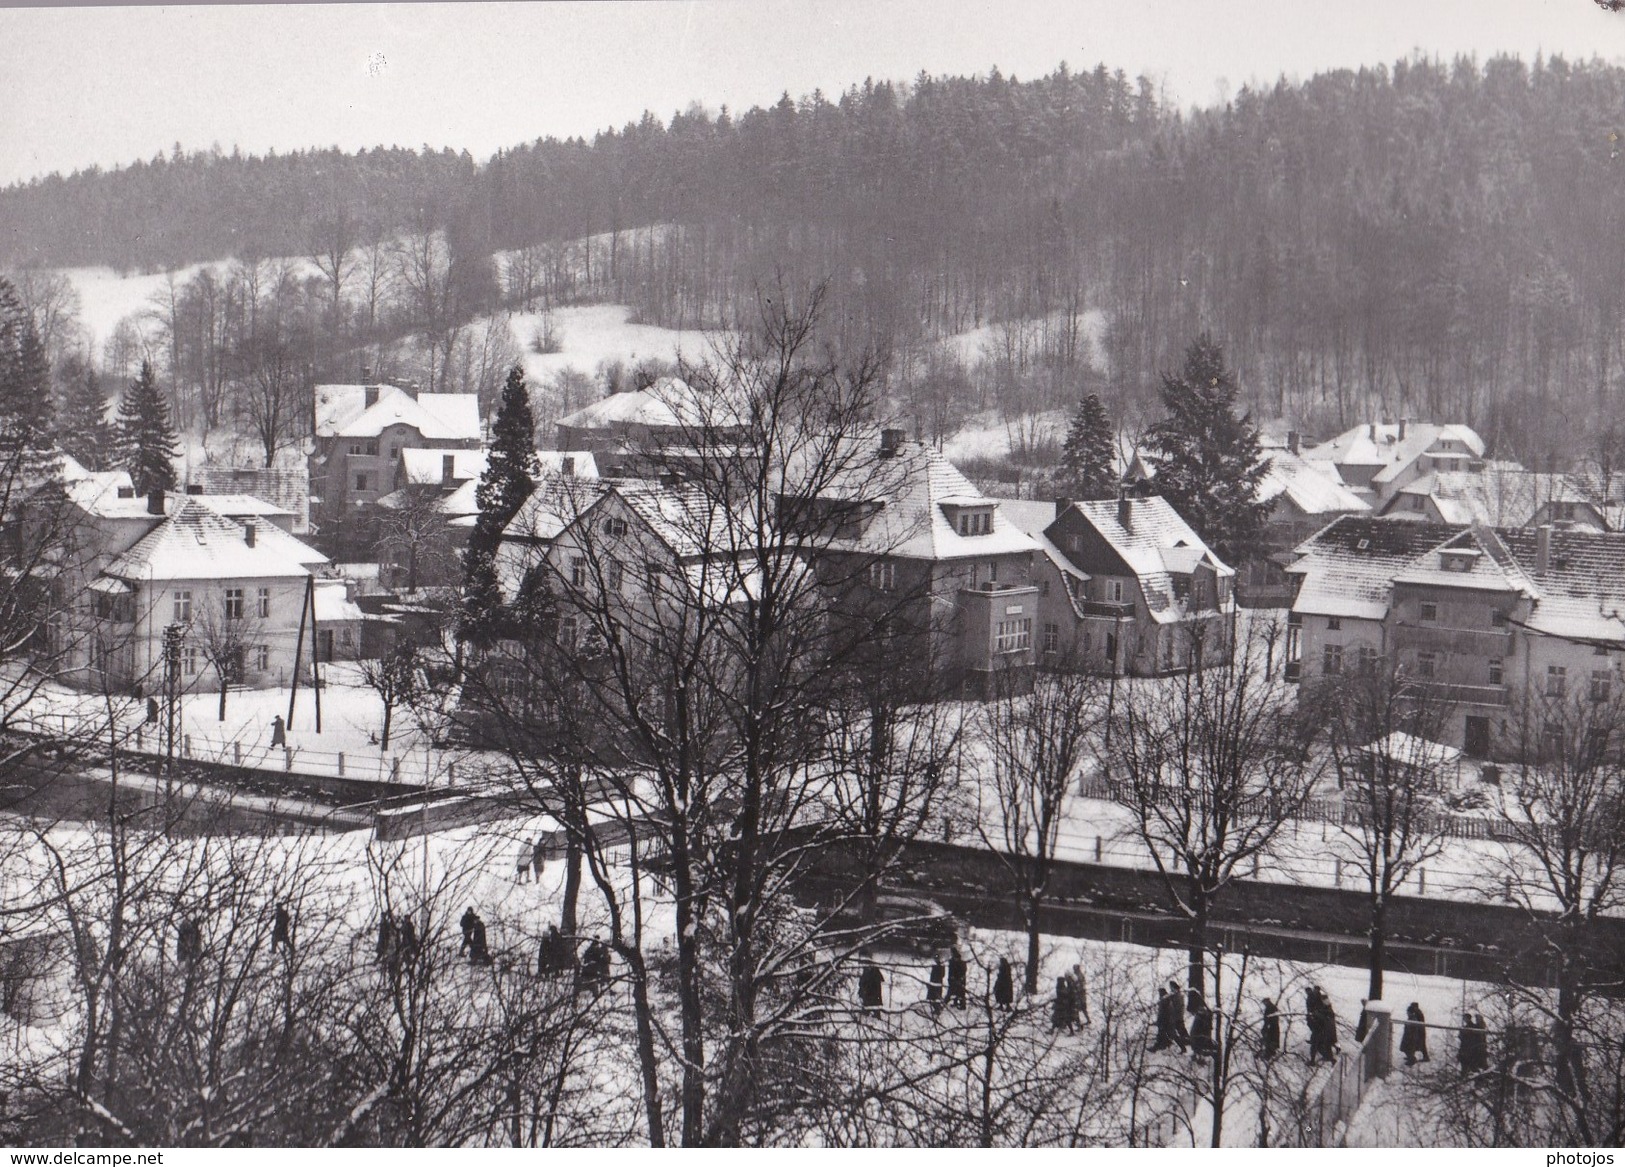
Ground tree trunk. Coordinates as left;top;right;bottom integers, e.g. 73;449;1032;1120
1025;890;1042;996
561;835;581;937
218;678;228;721
1187;888;1209;996
381;703;392;750
672;848;706;1145
1368;889;1386;1001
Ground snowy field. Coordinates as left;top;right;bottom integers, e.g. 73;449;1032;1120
509;304;727;390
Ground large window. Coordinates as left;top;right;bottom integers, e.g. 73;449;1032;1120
173;590;192;622
1323;643;1343;675
254;644;270;671
993;618;1031;654
355;473;369;492
606;559;624;593
224;588;244;620
1104;579;1124;604
869;560;896;592
570;557;588;588
1416;652;1437;679
1042;622;1060;653
257;587;270;618
181;645;198;675
1548;665;1568;697
1592;670;1611;703
1488;657;1504;685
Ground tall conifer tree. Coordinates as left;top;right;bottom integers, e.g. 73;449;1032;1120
57;366;116;470
462;364;540;639
1057;392;1118;499
115;360;180;496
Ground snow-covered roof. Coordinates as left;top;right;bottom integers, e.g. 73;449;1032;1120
1289;516;1625;644
237;516;328;568
1358;731;1461;769
1302;422;1485;481
1258;448;1370;516
313;579;364;624
814;438;1039;561
317;384;482;442
190;493;295;520
63;469;150;518
102;500;312;583
1071;497;1233;624
1381;464;1591;528
999;500;1090;582
400;447;488;485
555;378;732;433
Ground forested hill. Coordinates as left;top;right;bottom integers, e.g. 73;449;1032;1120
4;55;1625;460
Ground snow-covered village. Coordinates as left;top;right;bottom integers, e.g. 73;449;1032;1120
0;1;1623;1154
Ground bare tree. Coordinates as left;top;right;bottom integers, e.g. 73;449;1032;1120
360;642;420;751
1106;626;1320;994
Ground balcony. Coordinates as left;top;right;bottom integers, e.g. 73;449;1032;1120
1076;598;1135;618
1284;660;1302;682
1410;680;1509;707
1393;624;1512;656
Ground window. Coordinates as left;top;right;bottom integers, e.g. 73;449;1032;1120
1419;601;1438;623
1492;608;1508;627
1042;622;1060;653
256;587;270;618
603;517;629;537
1416;652;1437;679
173;590;192;622
1411;494;1425;512
570;557;588;588
993;618;1031;654
348;442;363;456
1488;658;1504;685
1327;617;1342;632
558;615;579;644
254;644;270;671
1083;632;1093;653
1323;643;1343;675
365;441;378;456
181;645;198;676
869;560;896;592
1592;670;1612;703
957;511;992;536
1543;720;1564;750
987;560;998;583
1548;666;1568;697
1104;579;1125;604
224;588;244;620
607;559;624;593
340;628;354;647
1358;646;1378;674
355;473;369;492
388;445;399;461
1040;578;1050;596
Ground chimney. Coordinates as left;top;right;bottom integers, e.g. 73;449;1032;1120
364;386;380;408
1287;430;1300;455
441;454;456;485
879;428;905;458
561;456;575;478
1368;422;1377;440
1055;496;1072;518
1536;523;1552;574
244;523;257;548
147;488;165;516
1117;494;1133;531
1398;417;1409;441
360;363;374;382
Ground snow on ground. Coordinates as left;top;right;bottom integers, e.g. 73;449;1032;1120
509;304;728;391
939;309;1107;369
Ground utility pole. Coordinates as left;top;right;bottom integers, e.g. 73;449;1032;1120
162;622;184;826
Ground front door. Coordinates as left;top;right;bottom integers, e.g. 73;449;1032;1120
1464;715;1491;758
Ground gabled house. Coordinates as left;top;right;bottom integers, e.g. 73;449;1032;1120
1001;495;1235;676
1378;463;1606;531
1300;420;1486;508
309;383;481;544
1285;515;1625;755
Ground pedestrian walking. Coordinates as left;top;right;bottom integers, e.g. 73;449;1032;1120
947;948;968;1009
1469;1013;1490;1074
532;837;547;880
1051;976;1072;1032
270;715;286;747
1168;981;1190;1052
376;914;396;964
1072;962;1091;1025
993;957;1014;1011
1189;994;1216;1059
1262;998;1281;1059
271;903;292;953
1400;1002;1429;1065
1151;987;1174;1051
176;918;201;963
517;842;532;882
859;961;884;1013
927;955;945;1014
398;916;419;964
459;907;478;957
1457;1012;1476;1074
469;917;491;965
1355;999;1371;1043
576;937;610;991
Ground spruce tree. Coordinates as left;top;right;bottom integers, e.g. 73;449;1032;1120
1143;334;1269;565
0;278;56;463
57;366;116;470
1057;392;1118;499
462;364;539;637
115;360;180;496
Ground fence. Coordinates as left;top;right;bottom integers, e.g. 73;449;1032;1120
119;723;467;788
1286;1005;1390;1147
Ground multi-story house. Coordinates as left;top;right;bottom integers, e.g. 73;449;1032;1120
552;379;753;479
1299;420;1485;509
1285;515;1625;756
1001;495;1235;676
310;383;481;547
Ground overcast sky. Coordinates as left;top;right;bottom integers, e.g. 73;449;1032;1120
3;0;1623;187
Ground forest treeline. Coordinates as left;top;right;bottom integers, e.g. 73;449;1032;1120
2;54;1623;463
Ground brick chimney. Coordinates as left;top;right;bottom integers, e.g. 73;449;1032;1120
1536;523;1552;574
1118;494;1133;531
364;385;380;408
244;523;257;548
561;456;576;478
879;428;905;458
147;488;165;516
1287;430;1300;455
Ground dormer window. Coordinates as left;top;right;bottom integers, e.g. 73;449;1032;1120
1440;549;1480;573
941;499;995;537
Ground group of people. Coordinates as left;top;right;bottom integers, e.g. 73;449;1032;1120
577;937;611;992
459;907;492;965
1151;981;1192;1053
1305;986;1341;1064
1457;1011;1489;1074
1051;967;1090;1033
376;912;421;969
924;949;970;1013
1400;1001;1431;1065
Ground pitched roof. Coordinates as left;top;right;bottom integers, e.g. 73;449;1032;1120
102;500;312;582
62;470;151;519
1285;516;1458;620
555;378;740;433
400;447;488;485
816;438;1039;561
1258;448;1370;516
1302;422;1485;483
317;384;482;441
1072;496;1233;624
190;494;296;520
1382;464;1590;527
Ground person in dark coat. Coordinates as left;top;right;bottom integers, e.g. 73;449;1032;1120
271;904;292;953
1072;962;1091;1025
859;961;884;1013
469;917;491;965
1052;976;1076;1033
926;955;945;1014
1457;1013;1478;1074
1189;994;1216;1059
376;914;396;964
270;715;286;747
1469;1013;1490;1073
1262;998;1281;1059
459;907;478;957
1167;981;1190;1051
947;948;968;1009
516;842;532;883
1152;988;1174;1051
397;916;419;964
1317;991;1341;1062
1354;999;1371;1043
1400;1002;1429;1064
993;957;1014;1011
176;918;201;963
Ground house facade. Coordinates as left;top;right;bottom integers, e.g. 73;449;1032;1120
1285;516;1625;756
1001;495;1236;676
1300;420;1486;509
1377;464;1607;531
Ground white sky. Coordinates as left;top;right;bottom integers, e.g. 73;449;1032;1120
2;0;1623;188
